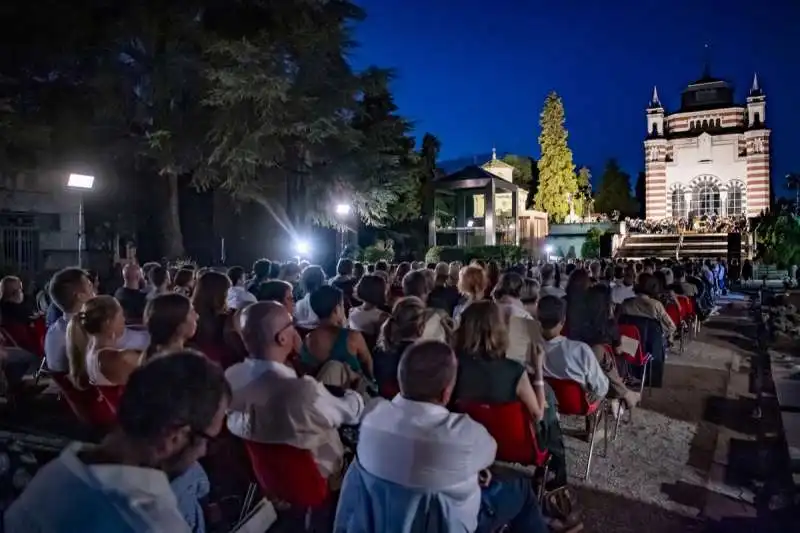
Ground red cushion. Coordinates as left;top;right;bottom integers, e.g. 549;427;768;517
97;385;125;411
243;440;329;508
618;324;647;366
455;401;548;466
665;303;681;330
544;378;599;416
52;374;117;428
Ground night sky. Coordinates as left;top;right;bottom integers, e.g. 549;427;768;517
352;0;800;195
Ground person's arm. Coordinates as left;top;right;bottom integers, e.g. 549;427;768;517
311;378;366;426
348;330;374;377
581;344;609;398
516;371;544;422
653;300;677;336
100;349;142;385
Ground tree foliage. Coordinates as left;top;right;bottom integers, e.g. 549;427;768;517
634;171;647;218
575;165;592;218
534;92;578;222
581;227;603;258
594;159;638;217
502;154;537;209
756;213;800;268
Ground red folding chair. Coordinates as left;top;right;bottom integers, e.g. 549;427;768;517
676;295;697;335
1;322;43;357
51;373;117;428
665;302;684;352
454;400;550;501
242;440;329;531
544;378;607;480
618;323;651;397
96;385;125;412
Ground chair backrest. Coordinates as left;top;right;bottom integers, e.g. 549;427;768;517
544;378;598;416
454;400;548;466
618;323;646;364
676;295;693;317
2;321;43;357
665;302;681;328
243;440;328;508
96;385;125;411
52;374;117;428
195;341;239;370
379;381;400;400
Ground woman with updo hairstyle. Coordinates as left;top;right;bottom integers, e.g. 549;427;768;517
190;270;246;368
372;296;427;391
453;264;487;323
348;274;389;337
66;295;141;388
143;293;198;361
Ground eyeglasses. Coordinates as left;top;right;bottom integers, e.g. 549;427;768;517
274;320;295;343
190;427;218;444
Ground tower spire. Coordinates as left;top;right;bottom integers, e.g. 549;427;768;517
702;43;711;78
491;146;497;161
751;72;760;93
652;85;661;106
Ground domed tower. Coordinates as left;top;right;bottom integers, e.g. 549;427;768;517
745;73;770;216
644;86;667;219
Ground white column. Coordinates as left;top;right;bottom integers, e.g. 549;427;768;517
720;190;728;217
684;190;692;216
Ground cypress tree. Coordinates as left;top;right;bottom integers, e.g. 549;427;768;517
534;92;578;222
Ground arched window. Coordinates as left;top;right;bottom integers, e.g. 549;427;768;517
754;112;761;125
716;118;721;128
727;185;744;216
692;183;720;216
702;119;708;128
671;189;687;218
651;122;658;136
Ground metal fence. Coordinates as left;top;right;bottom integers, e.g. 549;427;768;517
0;225;39;277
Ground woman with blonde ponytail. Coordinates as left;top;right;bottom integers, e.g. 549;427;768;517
67;296;142;388
372;296;427;391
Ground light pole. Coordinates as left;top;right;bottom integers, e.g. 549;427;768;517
67;173;95;268
335;203;351;258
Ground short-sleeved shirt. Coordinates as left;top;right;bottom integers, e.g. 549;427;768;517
452;356;525;405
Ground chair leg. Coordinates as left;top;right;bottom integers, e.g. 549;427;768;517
238;482;258;524
648;360;654;396
585;409;602;480
537;460;550;505
638;361;648;396
603;402;609;457
34;358;47;386
613;400;624;441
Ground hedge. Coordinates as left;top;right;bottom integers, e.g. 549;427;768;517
425;245;525;265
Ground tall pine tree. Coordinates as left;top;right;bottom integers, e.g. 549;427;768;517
575;165;592;217
594;159;638;217
535;92;578;222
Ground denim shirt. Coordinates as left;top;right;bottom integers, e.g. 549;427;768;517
170;462;210;533
334;460;469;533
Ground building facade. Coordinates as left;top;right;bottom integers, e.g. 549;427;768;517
644;71;770;220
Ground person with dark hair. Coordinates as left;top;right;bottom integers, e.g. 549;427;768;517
246;259;272;297
620;272;677;337
228;302;364;488
257;279;295;313
353;261;365;282
225;265;257;310
346;340;549;533
147;265;170;301
44;268;96;373
6;351;229;532
402;269;453;343
348;274;389;336
301;286;374;387
144;293;198;361
672;265;697;298
172;268;195;298
611;266;636;304
375;260;389;273
114;263;147;324
330;258;357;310
539;264;565;299
293;265;326;328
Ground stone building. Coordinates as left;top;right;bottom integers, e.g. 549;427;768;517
644;70;770;220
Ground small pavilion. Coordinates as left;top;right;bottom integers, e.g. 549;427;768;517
428;149;548;250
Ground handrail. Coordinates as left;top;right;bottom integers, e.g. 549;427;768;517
675;231;684;259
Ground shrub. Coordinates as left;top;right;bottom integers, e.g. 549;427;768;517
424;245;525;265
361;240;395;263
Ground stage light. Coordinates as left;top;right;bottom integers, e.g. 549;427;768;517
545;244;554;253
295;239;310;255
467;219;474;228
335;203;351;216
67;173;95;190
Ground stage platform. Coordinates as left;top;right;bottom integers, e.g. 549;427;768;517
615;232;738;260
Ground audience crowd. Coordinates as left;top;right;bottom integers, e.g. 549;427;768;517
625;215;749;234
0;253;732;532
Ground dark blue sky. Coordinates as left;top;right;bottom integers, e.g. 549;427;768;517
352;0;800;195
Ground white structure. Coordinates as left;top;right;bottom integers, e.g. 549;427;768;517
472;148;528;217
644;70;770;220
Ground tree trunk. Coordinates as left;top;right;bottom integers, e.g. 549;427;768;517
162;172;185;259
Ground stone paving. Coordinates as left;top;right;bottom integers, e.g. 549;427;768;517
560;299;755;533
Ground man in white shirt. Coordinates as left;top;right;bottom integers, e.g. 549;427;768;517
6;351;230;533
44;268;150;374
226;301;364;483
225;265;258;310
538;296;609;399
611;266;636;305
357;340;548;533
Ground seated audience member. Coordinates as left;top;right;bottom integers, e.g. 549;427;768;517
567;285;640;410
246;259;272;297
653;270;680;311
373;296;427;391
428;262;460;316
68;295;143;388
611;266;636;304
225;266;257;311
493;272;534;320
348;340;548;533
44;269;94;373
256;279;295;313
172;268;195;298
453;264;487;323
294;265;326;328
402;269;453;342
347;274;389;337
0;276;42;378
619;272;677;338
0;275;34;325
226;302;364;486
143;293;198;360
330;258;357;309
520;277;540;317
389;262;412;303
146;265;170;301
5;352;229;533
539;264;565;299
190;271;246;369
301;286;374;388
672;265;698;298
113;263;148;324
491;274;546;367
539;296;609;402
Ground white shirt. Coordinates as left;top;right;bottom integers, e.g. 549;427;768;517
85;341;114;386
293;294;319;329
542;336;609;398
357;396;496;533
45;317;150;374
226;286;257;310
496;297;533;320
4;443;190;533
611;283;636;305
348;306;386;336
225;359;364;433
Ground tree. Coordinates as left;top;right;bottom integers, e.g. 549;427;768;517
534;92;578;222
594;159;639;217
502;154;538;209
575;165;592;217
581;227;602;258
635;171;647;218
785;173;800;213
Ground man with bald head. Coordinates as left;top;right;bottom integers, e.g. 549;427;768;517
351;340;547;533
114;262;147;324
225;301;364;485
